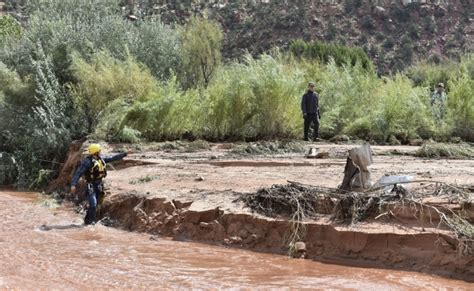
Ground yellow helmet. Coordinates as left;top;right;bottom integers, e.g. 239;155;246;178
88;143;101;155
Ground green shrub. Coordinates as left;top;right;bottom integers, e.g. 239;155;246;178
289;40;373;71
204;54;303;140
0;0;181;81
406;61;454;88
361;15;374;30
315;60;380;138
370;75;433;142
415;142;474;159
447;56;474;140
0;15;22;38
0;152;17;185
71;52;158;130
289;39;307;57
122;77;201;141
179;16;223;88
93;98;137;142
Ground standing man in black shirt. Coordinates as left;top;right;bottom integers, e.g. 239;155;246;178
301;82;321;141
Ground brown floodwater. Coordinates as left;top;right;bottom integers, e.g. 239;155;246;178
0;191;472;289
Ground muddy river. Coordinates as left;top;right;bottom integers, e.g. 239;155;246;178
0;191;472;289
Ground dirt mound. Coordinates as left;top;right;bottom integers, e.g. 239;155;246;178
48;139;85;198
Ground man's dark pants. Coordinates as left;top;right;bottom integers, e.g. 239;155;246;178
84;181;105;225
303;113;319;141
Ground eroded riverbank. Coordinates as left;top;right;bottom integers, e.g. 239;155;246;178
43;141;474;283
1;190;473;289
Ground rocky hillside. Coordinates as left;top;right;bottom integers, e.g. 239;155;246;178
149;0;473;74
2;0;473;73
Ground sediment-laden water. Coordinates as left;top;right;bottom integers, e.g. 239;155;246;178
0;191;471;289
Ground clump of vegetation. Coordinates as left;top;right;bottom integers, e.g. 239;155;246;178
152;140;210;152
183;140;211;152
204;54;303;140
241;181;474;255
289;39;373;70
231;141;304;155
129;174;159;185
0;15;22;38
415;142;474;159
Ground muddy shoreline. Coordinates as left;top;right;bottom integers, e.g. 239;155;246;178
50;141;474;282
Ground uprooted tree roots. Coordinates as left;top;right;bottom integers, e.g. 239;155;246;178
240;181;474;256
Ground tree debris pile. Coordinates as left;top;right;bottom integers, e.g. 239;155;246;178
241;181;474;244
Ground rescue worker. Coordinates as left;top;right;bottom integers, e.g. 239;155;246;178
301;81;321;141
70;143;128;225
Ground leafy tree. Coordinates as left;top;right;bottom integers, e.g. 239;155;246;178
180;16;223;88
0;42;75;188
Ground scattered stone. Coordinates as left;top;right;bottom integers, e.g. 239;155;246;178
149;235;158;241
373;6;387;18
295;241;306;252
305;147;330;159
237;228;249;239
229;236;243;244
39;224;52;231
195;176;204;181
199;221;212;229
292;241;307;259
417;171;432;178
210;155;218;160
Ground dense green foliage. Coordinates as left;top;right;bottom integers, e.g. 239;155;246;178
0;0;180;80
0;0;472;188
0;15;22;38
289;39;373;71
204;54;303;140
179;16;223;88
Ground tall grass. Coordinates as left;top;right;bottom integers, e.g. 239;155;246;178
204;54;303;140
71;51;158;130
75;51;471;143
447;55;474;140
122;76;202;141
